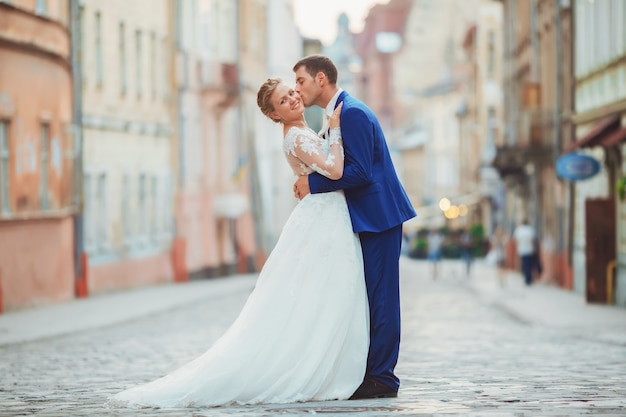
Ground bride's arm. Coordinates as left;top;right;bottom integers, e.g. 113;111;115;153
292;103;344;179
292;129;344;180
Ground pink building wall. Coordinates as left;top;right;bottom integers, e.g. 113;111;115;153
0;218;74;310
0;2;76;312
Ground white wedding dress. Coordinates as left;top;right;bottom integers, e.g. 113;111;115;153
107;126;369;409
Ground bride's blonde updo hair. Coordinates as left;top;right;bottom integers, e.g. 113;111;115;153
257;77;282;123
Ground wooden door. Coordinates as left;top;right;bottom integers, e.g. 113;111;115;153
585;198;616;303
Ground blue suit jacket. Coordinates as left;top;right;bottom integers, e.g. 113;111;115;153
309;91;416;233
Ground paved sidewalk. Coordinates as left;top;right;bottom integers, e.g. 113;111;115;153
0;274;257;347
435;258;626;346
2;260;625;348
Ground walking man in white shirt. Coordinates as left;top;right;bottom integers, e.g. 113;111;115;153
513;219;542;285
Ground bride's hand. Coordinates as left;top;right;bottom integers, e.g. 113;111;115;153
329;102;343;130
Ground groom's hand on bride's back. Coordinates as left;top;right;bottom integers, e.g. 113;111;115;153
294;175;310;199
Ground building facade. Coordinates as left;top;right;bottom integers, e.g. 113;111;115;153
256;0;302;251
173;0;255;278
495;0;574;286
0;0;76;311
458;1;504;236
79;0;176;291
569;0;626;305
392;0;479;229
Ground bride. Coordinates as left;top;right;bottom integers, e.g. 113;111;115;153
107;77;369;408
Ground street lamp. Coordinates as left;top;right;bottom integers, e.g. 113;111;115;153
439;197;451;211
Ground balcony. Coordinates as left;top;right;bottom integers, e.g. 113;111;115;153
199;60;239;108
213;193;249;219
519;109;557;147
0;2;70;61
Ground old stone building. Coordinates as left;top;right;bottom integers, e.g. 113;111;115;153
0;0;76;311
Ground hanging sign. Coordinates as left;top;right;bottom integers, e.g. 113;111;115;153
556;152;601;181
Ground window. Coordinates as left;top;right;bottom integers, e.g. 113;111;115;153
615;0;625;57
85;171;109;254
487;30;495;78
138;173;147;245
150;175;158;241
40;123;49;210
122;174;132;248
79;4;87;87
487;106;497;144
175;0;183;47
35;0;46;15
97;172;108;250
162;173;173;240
150;32;156;99
575;0;583;77
162;36;170;101
135;30;142;98
119;22;127;94
619;3;626;53
84;173;94;252
95;12;103;86
0;121;10;214
179;115;186;185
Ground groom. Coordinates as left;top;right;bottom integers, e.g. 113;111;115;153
292;55;416;399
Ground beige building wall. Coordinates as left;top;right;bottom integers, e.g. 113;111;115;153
173;0;246;277
258;0;302;250
80;0;175;292
395;0;478;228
234;0;268;263
418;86;465;229
394;0;478;107
572;0;626;301
473;1;503;234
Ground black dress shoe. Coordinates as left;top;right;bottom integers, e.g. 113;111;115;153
349;377;398;400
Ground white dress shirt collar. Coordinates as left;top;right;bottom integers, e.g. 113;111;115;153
324;88;344;118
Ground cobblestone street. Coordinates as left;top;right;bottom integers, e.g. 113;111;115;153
1;259;625;416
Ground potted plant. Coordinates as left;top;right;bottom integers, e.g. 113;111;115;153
617;176;626;201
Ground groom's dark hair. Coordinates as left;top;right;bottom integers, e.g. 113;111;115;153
293;55;338;85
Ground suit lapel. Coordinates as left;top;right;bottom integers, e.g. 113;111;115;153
335;91;348;109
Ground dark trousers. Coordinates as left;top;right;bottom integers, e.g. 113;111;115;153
521;254;542;285
359;224;402;391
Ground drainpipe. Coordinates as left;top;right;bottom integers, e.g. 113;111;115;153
175;0;186;191
69;0;87;297
172;0;189;282
554;0;562;157
529;0;541;237
530;0;540;84
566;0;576;289
554;0;564;256
508;0;518;145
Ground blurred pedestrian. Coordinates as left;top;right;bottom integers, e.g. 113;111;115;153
459;228;473;277
489;226;507;286
428;229;445;279
513;219;542;286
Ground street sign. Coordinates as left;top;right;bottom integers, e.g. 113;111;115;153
556;152;601;181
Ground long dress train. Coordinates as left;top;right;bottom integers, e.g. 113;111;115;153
107;126;369;408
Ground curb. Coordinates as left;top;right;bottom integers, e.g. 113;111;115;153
0;274;257;347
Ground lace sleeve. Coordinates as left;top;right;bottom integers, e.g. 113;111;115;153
292;129;344;179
